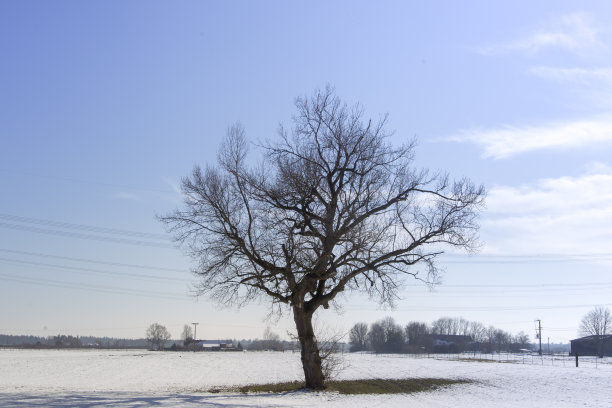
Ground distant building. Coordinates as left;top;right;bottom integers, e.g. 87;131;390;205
430;335;472;353
570;335;612;357
193;340;235;351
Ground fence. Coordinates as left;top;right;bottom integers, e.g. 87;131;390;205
374;351;611;369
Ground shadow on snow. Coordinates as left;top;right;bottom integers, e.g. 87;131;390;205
0;391;308;408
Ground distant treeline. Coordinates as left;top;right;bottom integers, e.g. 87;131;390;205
0;333;300;351
349;316;534;354
238;339;299;351
0;334;149;348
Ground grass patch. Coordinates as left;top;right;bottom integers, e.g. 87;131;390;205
452;357;521;364
328;378;470;394
212;378;471;395
454;358;499;363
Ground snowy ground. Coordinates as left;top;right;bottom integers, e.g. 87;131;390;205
1;349;610;407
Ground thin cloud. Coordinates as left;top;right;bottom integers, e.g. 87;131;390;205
487;172;612;215
162;177;182;195
479;12;605;56
448;117;612;159
483;169;612;255
158;177;183;205
113;192;141;201
529;66;612;84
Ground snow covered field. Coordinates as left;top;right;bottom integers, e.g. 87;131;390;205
1;349;610;407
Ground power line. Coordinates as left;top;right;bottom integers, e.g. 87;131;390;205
442;257;612;264
2;251;609;293
344;303;612;312
440;253;612;263
408;288;612;297
0;222;176;249
0;169;176;195
442;252;612;259
0;272;189;301
0;248;186;273
426;282;612;288
0;213;169;240
0;257;191;283
4;214;612;262
2;250;610;294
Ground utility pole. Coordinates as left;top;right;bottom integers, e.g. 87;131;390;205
192;322;199;342
535;319;542;356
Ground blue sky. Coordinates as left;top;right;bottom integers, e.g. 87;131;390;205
1;1;612;343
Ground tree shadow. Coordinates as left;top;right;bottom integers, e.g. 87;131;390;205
0;391;307;408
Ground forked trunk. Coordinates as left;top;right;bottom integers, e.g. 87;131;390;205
292;303;325;390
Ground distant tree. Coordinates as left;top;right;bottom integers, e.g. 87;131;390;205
405;321;429;347
431;317;469;336
367;317;405;353
53;335;82;348
484;326;497;352
493;329;511;352
580;307;611;337
181;324;194;345
367;321;386;352
349;322;368;352
431;317;451;335
263;326;281;342
468;321;486;343
385;323;406;353
161;87;484;389
580;306;611;357
53;335;63;348
146;323;171;351
514;331;530;349
456;318;470;336
248;327;284;351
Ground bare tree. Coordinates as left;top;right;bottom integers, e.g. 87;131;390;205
485;326;497;353
349;322;368;352
457;317;470;336
367;320;386;352
263;326;281;342
248;326;284;351
431;317;458;335
580;306;611;337
311;320;347;380
181;324;194;345
146;323;171;351
367;317;405;353
580;306;611;357
514;331;530;349
161;87;484;389
431;317;470;336
468;321;486;343
405;321;429;347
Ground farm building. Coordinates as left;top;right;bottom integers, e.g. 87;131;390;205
570;335;612;357
193;340;236;351
430;335;472;353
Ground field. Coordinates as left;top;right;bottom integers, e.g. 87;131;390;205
1;349;610;407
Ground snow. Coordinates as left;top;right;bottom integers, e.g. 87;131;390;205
1;349;610;407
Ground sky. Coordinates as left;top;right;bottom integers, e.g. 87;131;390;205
1;1;612;344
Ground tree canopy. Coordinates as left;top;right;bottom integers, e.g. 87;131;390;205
580;306;610;337
161;86;485;388
146;323;171;351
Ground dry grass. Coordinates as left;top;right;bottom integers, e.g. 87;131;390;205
209;377;471;395
453;357;499;363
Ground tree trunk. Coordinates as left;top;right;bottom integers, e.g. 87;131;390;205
292;303;325;390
